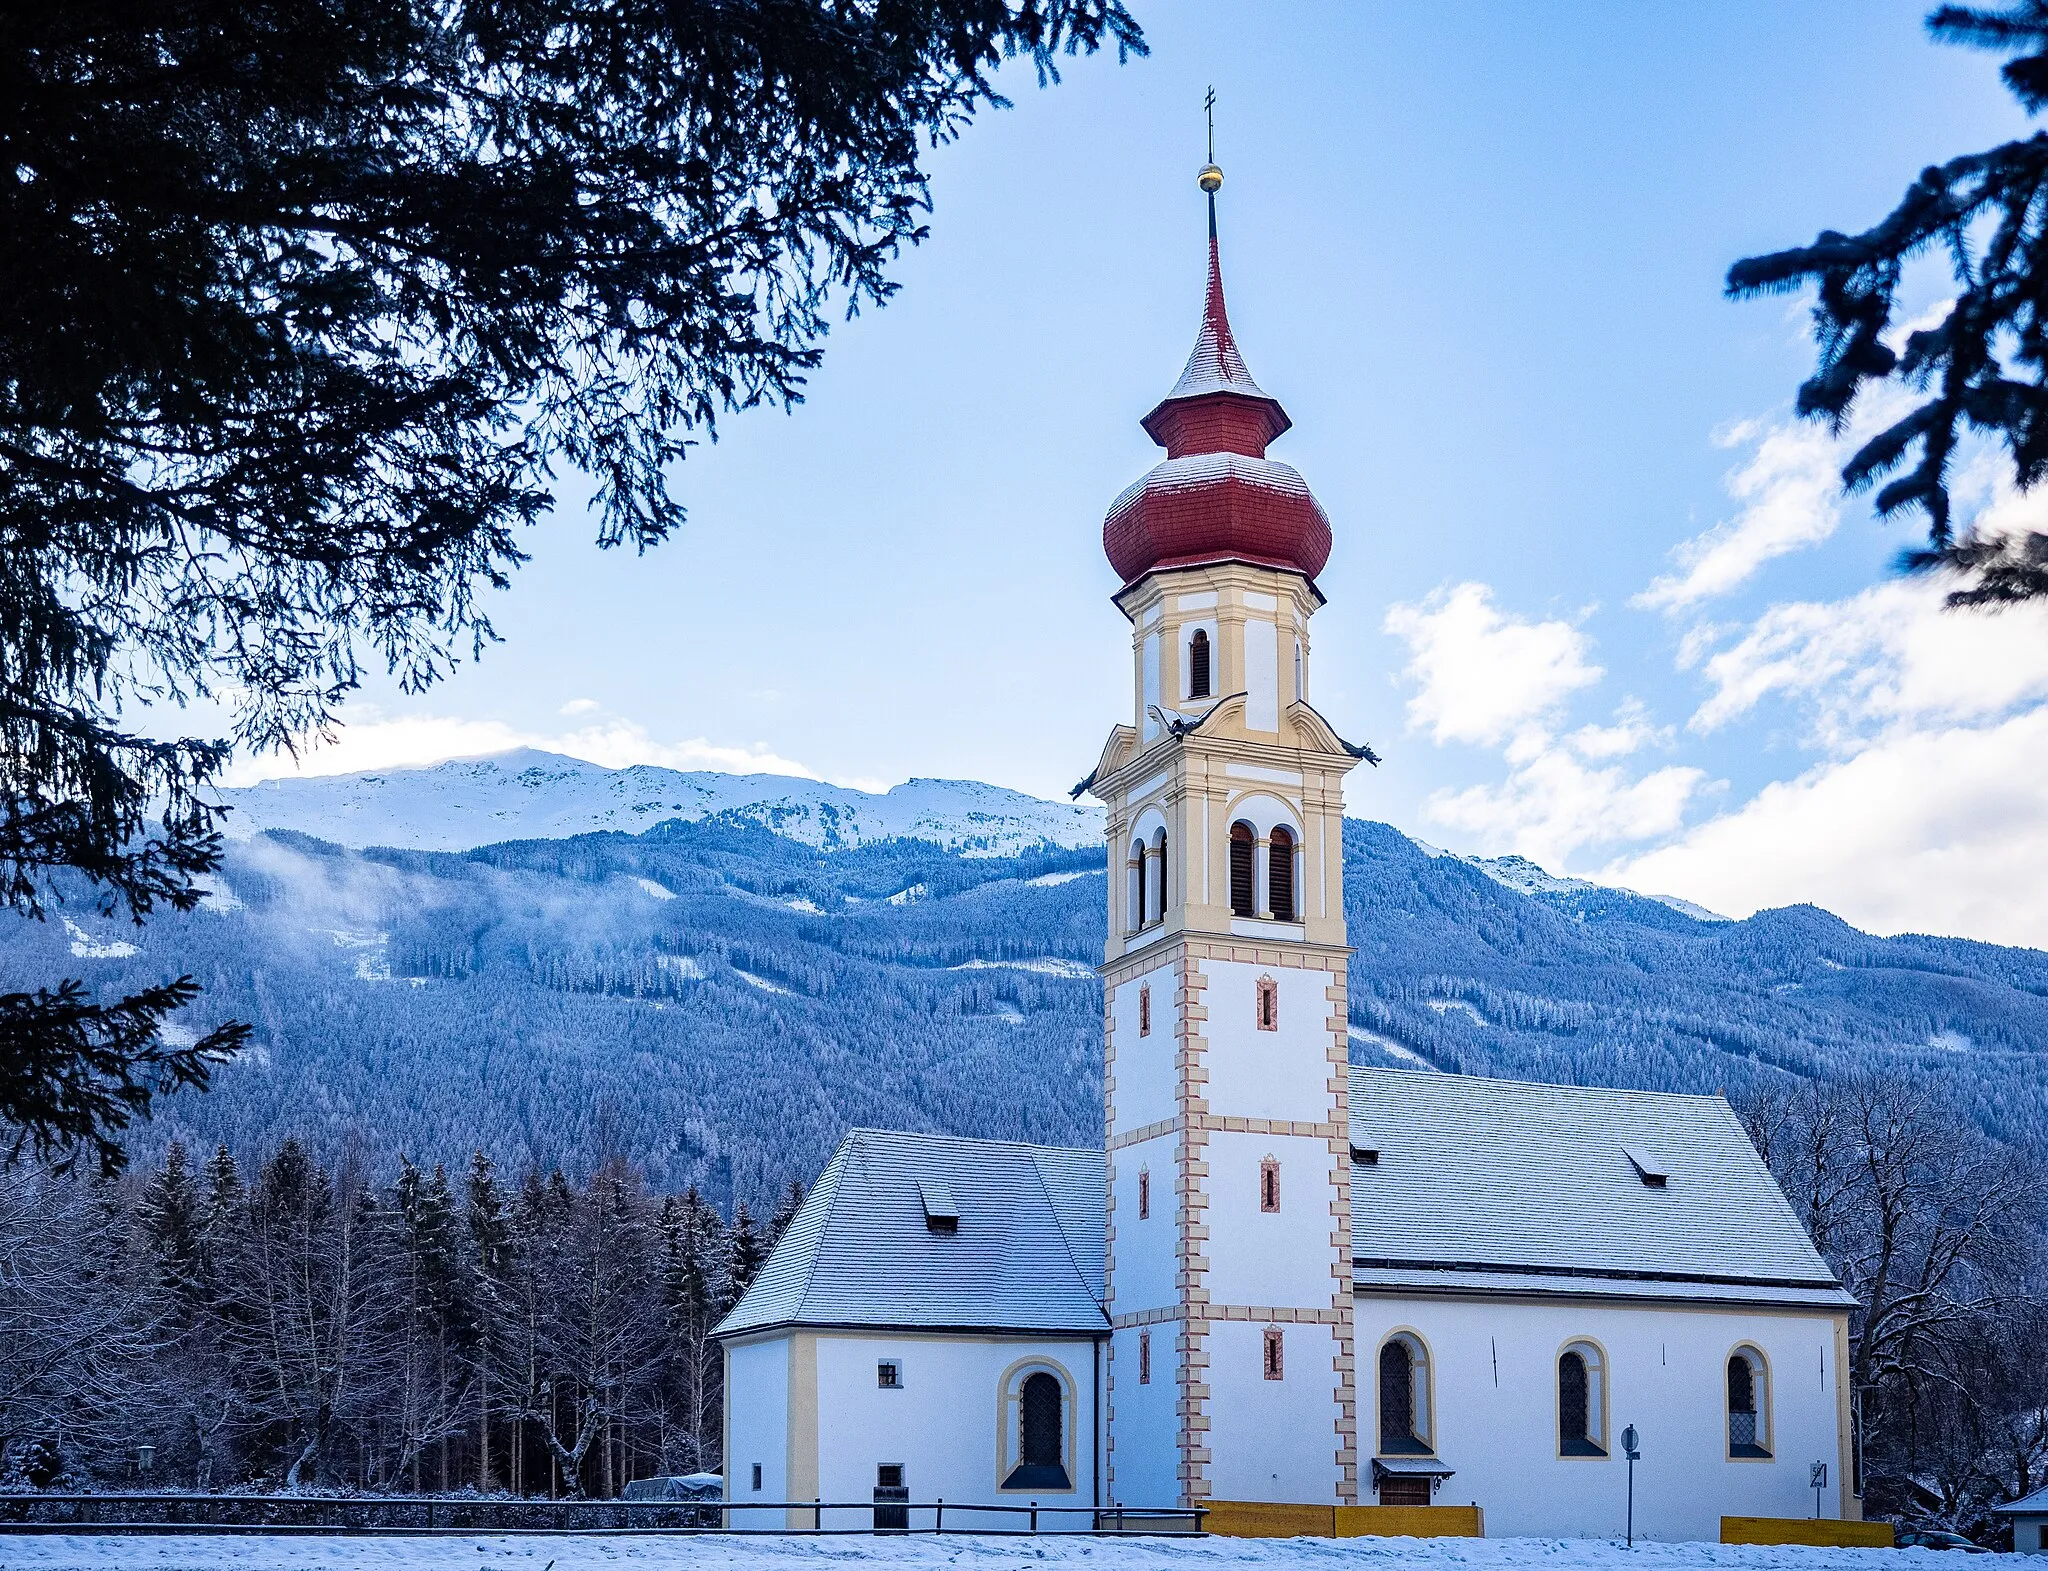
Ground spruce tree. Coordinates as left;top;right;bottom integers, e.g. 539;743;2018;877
1731;2;2048;604
0;0;1142;1174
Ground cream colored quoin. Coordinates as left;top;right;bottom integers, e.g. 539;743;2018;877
1091;550;1368;1511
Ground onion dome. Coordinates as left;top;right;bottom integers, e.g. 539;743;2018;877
1104;187;1331;589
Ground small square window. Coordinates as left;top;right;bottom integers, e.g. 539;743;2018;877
1137;1168;1150;1220
1350;1146;1379;1166
751;1463;763;1492
1139;985;1151;1037
877;1359;902;1389
877;1463;904;1489
1263;1327;1284;1381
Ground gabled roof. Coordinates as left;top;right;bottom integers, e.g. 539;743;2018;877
1994;1486;2048;1514
713;1129;1108;1339
1347;1067;1853;1307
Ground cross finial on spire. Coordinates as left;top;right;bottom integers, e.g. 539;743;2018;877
1197;87;1223;240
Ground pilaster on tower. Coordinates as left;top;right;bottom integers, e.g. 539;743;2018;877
1089;162;1375;1512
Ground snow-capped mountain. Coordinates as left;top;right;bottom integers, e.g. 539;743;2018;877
1414;842;1728;923
213;749;1102;857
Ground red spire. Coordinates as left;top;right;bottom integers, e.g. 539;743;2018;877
1103;183;1331;590
1139;228;1291;458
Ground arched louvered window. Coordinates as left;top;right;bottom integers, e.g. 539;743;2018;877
1150;828;1168;924
1127;839;1146;931
1268;826;1296;922
1229;823;1256;917
1188;629;1212;699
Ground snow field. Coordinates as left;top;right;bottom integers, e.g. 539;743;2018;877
0;1535;1914;1571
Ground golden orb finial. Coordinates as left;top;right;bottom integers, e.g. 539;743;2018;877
1198;163;1224;194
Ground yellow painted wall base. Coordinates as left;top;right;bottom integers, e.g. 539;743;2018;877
1337;1505;1485;1539
1204;1501;1483;1539
1722;1516;1895;1548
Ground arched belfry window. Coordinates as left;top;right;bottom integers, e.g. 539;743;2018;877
1727;1346;1772;1459
1127;839;1146;932
1268;826;1296;922
1378;1333;1434;1457
1558;1341;1608;1457
1229;823;1256;917
1149;827;1168;925
1188;629;1212;700
1000;1365;1072;1490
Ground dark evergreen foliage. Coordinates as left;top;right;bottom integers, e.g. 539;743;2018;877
1728;1;2048;603
0;0;1142;1171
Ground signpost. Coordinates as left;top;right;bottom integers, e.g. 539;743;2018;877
1811;1461;1828;1520
1622;1425;1641;1547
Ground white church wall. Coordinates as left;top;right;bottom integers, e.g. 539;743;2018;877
1203;1129;1340;1310
1205;1318;1344;1504
1108;1323;1182;1507
1199;959;1334;1120
807;1332;1101;1530
1110;964;1180;1131
723;1333;791;1522
1109;1130;1178;1312
1356;1294;1848;1543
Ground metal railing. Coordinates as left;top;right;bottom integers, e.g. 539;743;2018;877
0;1494;1205;1537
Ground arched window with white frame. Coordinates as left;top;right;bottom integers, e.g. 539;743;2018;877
1376;1331;1434;1458
1148;827;1167;925
998;1360;1075;1491
1188;628;1212;700
1727;1345;1772;1459
1228;821;1256;917
1126;838;1146;933
1558;1340;1608;1457
1268;825;1296;922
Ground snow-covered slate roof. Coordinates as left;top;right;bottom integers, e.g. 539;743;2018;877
1347;1067;1853;1307
713;1129;1109;1339
1993;1486;2048;1514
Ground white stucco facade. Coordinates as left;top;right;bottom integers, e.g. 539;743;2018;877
721;1329;1103;1530
1353;1294;1855;1542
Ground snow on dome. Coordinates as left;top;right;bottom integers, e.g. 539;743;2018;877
1107;220;1331;588
1104;452;1332;586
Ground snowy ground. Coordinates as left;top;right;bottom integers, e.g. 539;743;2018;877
0;1536;1917;1571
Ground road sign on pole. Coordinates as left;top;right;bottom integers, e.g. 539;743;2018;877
1622;1425;1641;1547
1811;1461;1828;1519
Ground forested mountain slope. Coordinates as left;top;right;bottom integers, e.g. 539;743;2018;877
9;811;2046;1204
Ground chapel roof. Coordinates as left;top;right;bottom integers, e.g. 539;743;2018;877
1346;1066;1855;1306
711;1128;1108;1339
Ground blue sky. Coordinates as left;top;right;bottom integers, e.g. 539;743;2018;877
225;2;2048;948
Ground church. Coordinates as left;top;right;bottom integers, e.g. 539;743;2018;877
713;166;1861;1543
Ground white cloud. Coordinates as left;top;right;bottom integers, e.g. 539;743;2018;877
1419;723;1707;872
1689;578;2048;742
1605;706;2048;947
1636;415;1851;611
218;710;826;788
1383;582;1602;746
558;697;600;716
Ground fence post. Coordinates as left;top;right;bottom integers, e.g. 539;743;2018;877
1030;1501;1038;1534
814;1498;822;1532
935;1499;943;1535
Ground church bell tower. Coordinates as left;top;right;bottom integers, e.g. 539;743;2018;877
1088;161;1373;1510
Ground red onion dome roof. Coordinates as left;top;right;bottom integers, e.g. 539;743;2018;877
1105;223;1330;588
